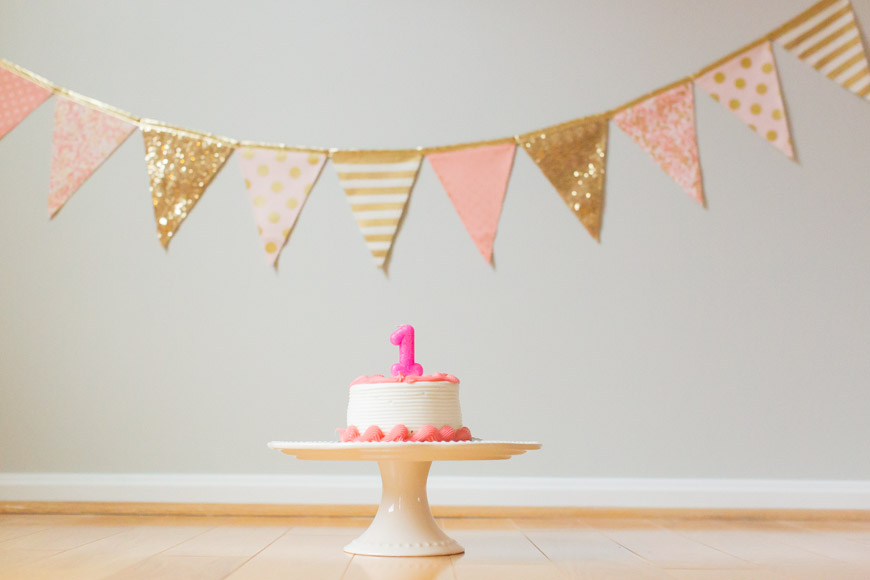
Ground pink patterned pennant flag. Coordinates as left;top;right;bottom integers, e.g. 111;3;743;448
48;98;137;217
238;147;327;267
427;143;516;264
612;83;705;206
695;42;794;158
0;67;52;140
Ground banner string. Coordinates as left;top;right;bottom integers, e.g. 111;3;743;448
0;2;821;158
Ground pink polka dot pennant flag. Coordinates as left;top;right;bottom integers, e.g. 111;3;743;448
48;97;137;217
238;147;327;268
612;83;705;206
0;67;52;141
695;42;794;159
427;143;516;264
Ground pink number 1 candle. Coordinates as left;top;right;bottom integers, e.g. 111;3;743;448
390;324;424;377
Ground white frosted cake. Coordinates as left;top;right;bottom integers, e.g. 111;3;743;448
338;326;472;442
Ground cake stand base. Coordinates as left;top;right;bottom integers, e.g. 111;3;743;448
344;460;462;557
267;441;540;558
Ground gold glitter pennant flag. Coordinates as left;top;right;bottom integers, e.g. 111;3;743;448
518;117;608;241
332;150;422;270
773;0;870;100
142;123;233;248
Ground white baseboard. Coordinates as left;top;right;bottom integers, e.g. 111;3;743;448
1;473;868;510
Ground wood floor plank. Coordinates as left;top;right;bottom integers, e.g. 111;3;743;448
0;525;50;543
225;532;353;580
452;562;568;579
512;517;592;530
0;524;213;580
284;517;369;535
522;528;672;578
102;555;248;580
665;570;783;579
162;526;287;557
660;519;838;567
760;528;870;564
0;524;126;551
0;549;62;575
448;530;550;566
588;520;756;570
523;528;652;564
767;563;870;580
785;520;870;545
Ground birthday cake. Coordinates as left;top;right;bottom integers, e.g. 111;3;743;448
338;325;472;442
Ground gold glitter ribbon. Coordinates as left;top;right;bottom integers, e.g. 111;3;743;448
518;116;609;241
141;121;234;248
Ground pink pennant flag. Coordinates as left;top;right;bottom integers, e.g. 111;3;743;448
427;143;516;264
48;98;137;217
0;67;52;140
695;42;794;159
238;147;327;267
612;83;705;206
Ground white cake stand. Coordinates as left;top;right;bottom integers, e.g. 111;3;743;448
267;440;540;557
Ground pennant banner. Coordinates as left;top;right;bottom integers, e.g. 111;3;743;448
428;143;515;264
613;83;705;206
238;147;326;267
695;42;794;159
775;0;870;100
48;98;136;217
142;124;233;248
332;150;422;269
0;67;51;140
518;118;608;241
2;0;868;269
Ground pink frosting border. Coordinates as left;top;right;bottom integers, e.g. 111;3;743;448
338;424;472;442
349;373;459;386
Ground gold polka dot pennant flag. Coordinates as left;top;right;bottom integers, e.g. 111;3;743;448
427;143;516;264
774;0;870;101
142;123;233;249
518;118;608;241
238;147;326;268
332;150;422;270
695;42;794;159
48;98;137;218
0;67;51;141
612;84;705;206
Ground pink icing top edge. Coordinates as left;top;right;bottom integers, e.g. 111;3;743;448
350;373;459;386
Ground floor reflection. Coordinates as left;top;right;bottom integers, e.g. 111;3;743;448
346;554;459;580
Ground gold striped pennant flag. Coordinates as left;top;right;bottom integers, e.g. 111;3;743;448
774;0;870;100
332;150;422;269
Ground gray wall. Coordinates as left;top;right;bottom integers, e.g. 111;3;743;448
1;0;868;480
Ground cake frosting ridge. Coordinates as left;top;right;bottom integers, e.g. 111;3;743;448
349;373;459;386
339;325;471;443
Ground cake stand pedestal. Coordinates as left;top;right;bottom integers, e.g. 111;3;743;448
267;441;540;557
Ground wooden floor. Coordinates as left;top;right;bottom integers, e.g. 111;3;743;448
0;514;869;579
